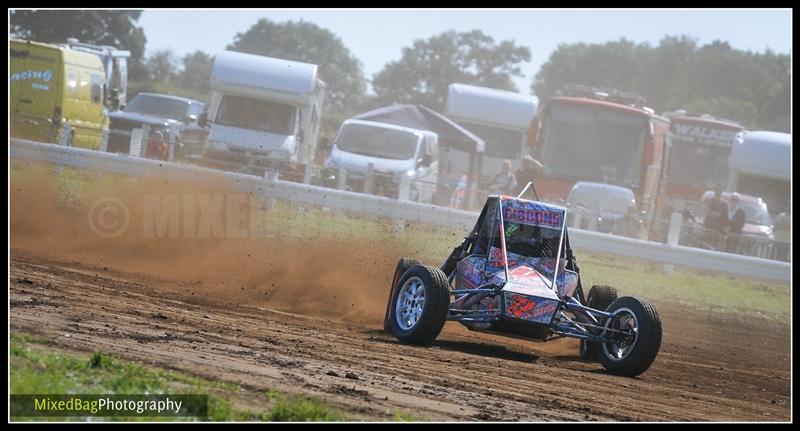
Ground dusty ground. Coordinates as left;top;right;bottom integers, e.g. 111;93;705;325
9;168;791;421
9;252;790;421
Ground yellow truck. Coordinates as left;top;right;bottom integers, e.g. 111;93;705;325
10;39;109;150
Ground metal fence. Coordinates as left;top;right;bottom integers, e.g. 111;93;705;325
648;216;791;263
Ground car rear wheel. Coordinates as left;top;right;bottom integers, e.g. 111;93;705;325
388;264;450;345
580;285;618;359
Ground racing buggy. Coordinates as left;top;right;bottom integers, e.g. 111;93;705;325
384;185;662;377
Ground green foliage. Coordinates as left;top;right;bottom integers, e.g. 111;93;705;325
372;30;531;111
10;334;349;421
10;10;148;80
178;51;215;96
391;411;420;421
88;351;114;369
533;35;790;131
144;49;179;84
138;49;213;100
260;394;346;422
228;18;366;114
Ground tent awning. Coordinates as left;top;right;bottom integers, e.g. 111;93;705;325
351;104;485;154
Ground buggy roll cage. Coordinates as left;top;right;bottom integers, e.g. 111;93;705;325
439;181;584;299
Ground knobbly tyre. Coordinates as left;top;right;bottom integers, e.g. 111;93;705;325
383;183;662;377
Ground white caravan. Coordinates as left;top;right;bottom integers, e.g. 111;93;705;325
727;130;791;218
199;50;325;173
445;83;539;187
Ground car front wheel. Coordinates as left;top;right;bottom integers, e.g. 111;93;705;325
388;264;450;345
598;296;662;377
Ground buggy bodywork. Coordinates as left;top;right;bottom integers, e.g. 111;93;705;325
384;191;662;377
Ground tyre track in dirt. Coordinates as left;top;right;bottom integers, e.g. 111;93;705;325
10;254;790;421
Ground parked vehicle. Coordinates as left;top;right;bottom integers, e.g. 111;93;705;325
10;38;109;150
325;119;439;201
696;191;774;239
105;92;204;161
198;50;326;176
384;187;662;377
338;104;485;209
565;182;643;236
445;83;539;187
65;38;130;111
727;131;790;218
682;191;775;256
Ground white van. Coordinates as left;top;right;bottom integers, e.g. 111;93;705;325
199;50;325;173
325;119;439;202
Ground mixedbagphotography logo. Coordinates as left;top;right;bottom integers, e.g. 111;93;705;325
87;193;270;239
87;197;130;238
10;394;208;417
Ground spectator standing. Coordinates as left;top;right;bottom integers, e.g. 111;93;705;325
488;159;517;195
724;193;746;253
703;183;728;248
774;202;791;261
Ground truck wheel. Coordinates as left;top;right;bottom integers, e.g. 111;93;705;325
580;285;618;359
388;265;450;345
599;296;662;377
383;258;420;332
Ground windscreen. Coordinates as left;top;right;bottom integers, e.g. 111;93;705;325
667;141;730;188
702;195;772;226
495;198;566;287
126;95;188;120
538;102;647;189
336;123;418;160
487;199;566;286
216;95;296;135
502;222;562;258
739;200;772;226
567;186;634;215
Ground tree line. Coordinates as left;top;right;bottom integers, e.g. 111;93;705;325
10;10;790;133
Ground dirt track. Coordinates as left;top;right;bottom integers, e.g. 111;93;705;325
9;169;791;421
10;252;790;421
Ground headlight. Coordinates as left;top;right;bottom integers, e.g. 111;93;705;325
405;169;416;177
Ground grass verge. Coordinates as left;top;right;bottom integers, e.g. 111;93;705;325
10;332;348;422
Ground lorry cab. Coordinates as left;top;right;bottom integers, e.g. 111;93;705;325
10;38;109;150
200;50;325;174
65;38;130;111
325;119;439;202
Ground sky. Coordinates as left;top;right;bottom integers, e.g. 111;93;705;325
139;8;792;94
